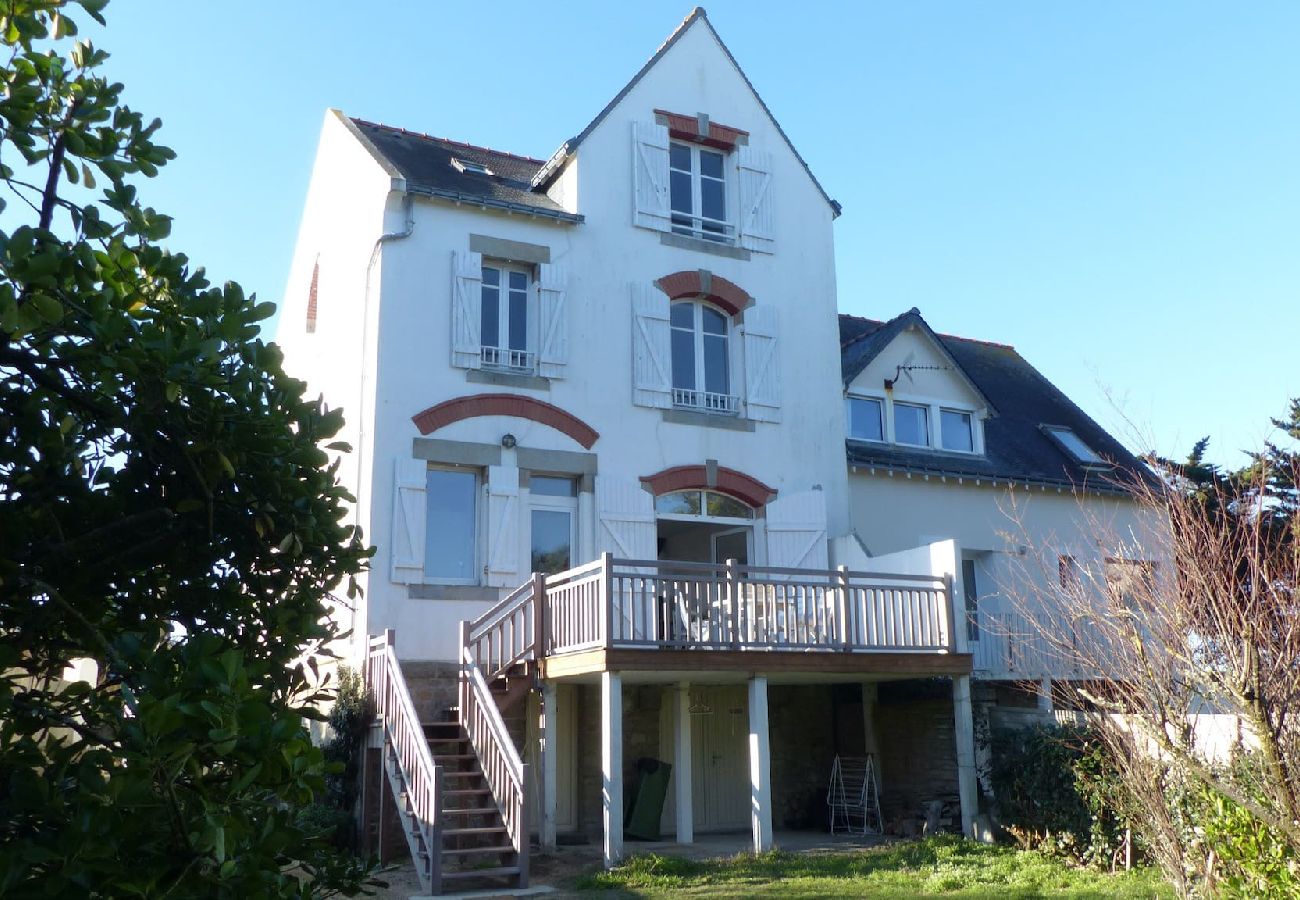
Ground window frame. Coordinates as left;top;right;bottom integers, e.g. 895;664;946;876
480;261;534;372
846;395;886;443
669;300;737;415
844;390;984;455
528;475;578;576
669;141;732;244
1043;425;1108;468
892;401;931;448
939;407;976;454
423;464;481;586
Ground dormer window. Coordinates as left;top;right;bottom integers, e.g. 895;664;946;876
846;393;982;455
894;402;930;447
847;397;884;442
940;409;974;452
1044;426;1107;467
452;158;493;177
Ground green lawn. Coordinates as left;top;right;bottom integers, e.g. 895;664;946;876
571;836;1171;899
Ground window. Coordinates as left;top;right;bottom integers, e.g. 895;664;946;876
847;396;884;442
940;409;974;452
962;557;979;642
894;402;930;446
452;157;493;176
425;467;478;582
530;476;576;575
1044;426;1106;466
670;301;736;413
481;264;531;371
655;490;754;519
669;142;729;242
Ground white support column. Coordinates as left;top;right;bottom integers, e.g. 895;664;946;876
601;671;624;867
1037;677;1054;713
747;676;773;853
952;674;979;839
673;681;694;844
540;681;558;850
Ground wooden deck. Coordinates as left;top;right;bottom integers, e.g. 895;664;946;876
540;645;973;680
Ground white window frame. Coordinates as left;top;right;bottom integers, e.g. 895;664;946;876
528;476;578;576
939;407;976;454
892;401;931;448
480;261;534;372
424;464;481;586
1044;425;1107;467
669;141;733;244
845;395;886;443
670;300;738;415
845;390;984;455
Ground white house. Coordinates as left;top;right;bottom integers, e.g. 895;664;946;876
277;8;1156;894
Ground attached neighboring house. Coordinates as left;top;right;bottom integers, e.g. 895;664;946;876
277;8;1156;894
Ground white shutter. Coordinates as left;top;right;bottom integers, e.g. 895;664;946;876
391;459;427;584
742;305;781;423
485;465;519;586
631;283;672;409
537;263;567;379
737;145;774;254
450;249;483;369
631;120;671;232
596;475;657;561
765;489;829;570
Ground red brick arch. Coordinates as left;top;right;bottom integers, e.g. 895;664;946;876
411;393;599;449
654;270;752;317
640;465;777;508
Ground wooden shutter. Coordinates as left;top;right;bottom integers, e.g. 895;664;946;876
765;489;829;570
631;283;672;409
737;145;774;254
632;120;671;232
485;465;519;586
450;249;483;369
537;263;568;379
391;459;427;584
596;475;657;560
742;305;781;423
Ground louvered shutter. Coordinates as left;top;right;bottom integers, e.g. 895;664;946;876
450;249;483;369
743;305;781;423
596;475;657;561
631;120;671;232
631;283;672;409
485;465;519;586
391;459;427;584
537;263;567;379
765;489;829;570
737;145;774;254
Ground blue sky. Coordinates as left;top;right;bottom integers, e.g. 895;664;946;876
82;1;1298;467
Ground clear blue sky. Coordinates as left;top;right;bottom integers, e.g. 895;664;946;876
82;1;1298;467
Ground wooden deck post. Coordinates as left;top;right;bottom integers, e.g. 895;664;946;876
673;681;694;844
532;571;547;658
600;551;614;648
836;565;851;646
600;671;624;867
952;674;979;839
747;676;773;853
725;558;741;646
540;680;558;850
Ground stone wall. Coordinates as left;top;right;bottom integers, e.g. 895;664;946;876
573;683;667;835
399;660;459;722
875;678;960;827
769;685;837;829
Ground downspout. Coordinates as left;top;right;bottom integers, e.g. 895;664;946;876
352;189;415;642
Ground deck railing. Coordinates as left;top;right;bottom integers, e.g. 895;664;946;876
464;577;539;680
542;554;956;656
972;610;1100;680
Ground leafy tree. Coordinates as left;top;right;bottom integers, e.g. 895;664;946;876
0;1;372;894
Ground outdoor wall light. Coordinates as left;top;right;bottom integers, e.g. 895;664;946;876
501;433;517;449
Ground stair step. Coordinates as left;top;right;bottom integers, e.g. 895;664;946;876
446;787;492;797
430;753;477;761
443;806;500;816
441;866;520;881
443;843;515;857
444;825;508;837
443;771;483;780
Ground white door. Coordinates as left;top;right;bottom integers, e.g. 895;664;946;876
692;685;750;831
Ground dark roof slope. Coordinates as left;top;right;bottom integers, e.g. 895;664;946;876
840;312;1148;494
349;118;582;223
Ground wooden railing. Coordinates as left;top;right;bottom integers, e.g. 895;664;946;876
464;577;539;681
972;610;1098;680
457;635;529;875
543;554;956;655
366;631;442;890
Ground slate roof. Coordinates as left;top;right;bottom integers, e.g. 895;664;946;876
348;117;582;223
839;310;1149;494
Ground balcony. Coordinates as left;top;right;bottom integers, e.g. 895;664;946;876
672;388;739;415
480;345;535;373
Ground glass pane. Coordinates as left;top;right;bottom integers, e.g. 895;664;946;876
699;149;723;179
1051;428;1103;463
656;491;702;516
941;409;973;452
701;306;727;335
531;509;571;575
670;170;693;214
481;267;500;287
669;143;692;172
894;403;929;446
706;492;753;519
712;528;749;565
700;178;725;223
425;469;476;580
671;326;695;390
508;290;527;352
848;397;883;441
480;284;499;347
671;303;695;328
508;271;527;291
703;333;728;394
530;475;574;497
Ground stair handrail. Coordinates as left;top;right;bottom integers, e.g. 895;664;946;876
458;632;529;879
366;631;443;888
464;576;541;680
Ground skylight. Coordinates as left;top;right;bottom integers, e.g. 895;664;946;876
451;158;493;177
1044;426;1106;466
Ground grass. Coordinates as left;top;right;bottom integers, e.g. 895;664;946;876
571;836;1171;899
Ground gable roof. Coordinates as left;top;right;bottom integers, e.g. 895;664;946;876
839;311;1149;494
347;116;583;223
529;7;841;217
